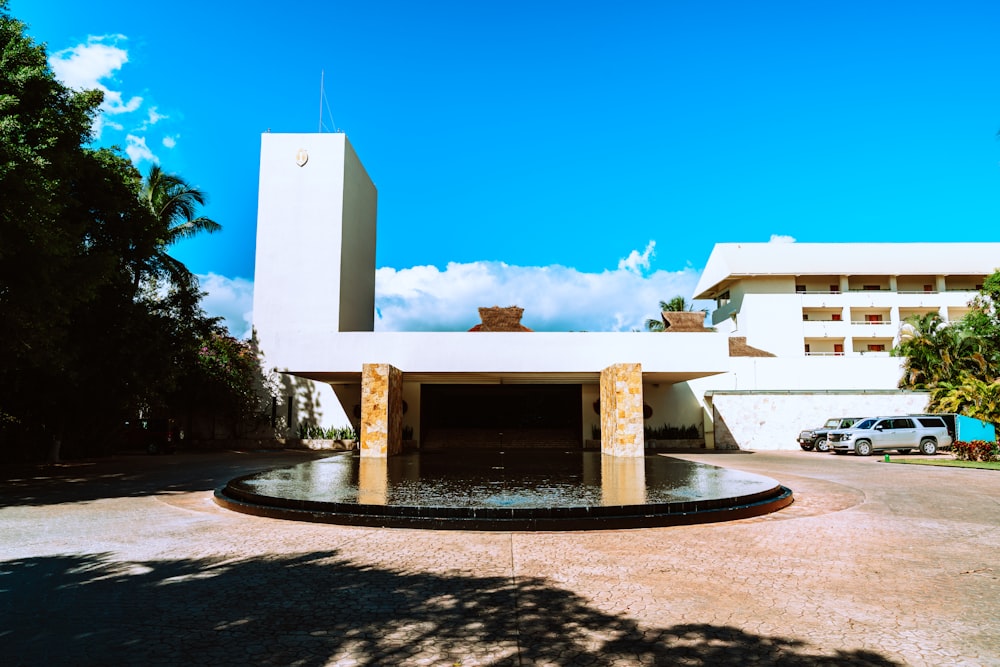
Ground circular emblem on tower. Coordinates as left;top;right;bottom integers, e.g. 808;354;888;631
295;148;309;167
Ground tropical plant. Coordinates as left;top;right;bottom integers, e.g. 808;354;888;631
895;313;988;389
929;372;1000;424
134;165;221;292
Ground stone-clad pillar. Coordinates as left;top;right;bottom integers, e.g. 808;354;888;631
600;363;644;457
361;363;403;458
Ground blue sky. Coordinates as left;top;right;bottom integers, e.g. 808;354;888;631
14;1;1000;336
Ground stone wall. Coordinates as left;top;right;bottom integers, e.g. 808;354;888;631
708;391;931;451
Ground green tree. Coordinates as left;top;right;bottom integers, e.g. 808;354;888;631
0;3;138;458
895;312;989;390
646;296;694;332
0;3;243;461
135;164;221;293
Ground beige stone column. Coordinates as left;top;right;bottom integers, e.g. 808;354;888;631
600;363;644;457
361;363;403;458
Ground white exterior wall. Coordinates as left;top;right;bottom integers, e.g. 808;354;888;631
254;133;377;430
273;331;730;377
733;293;807;357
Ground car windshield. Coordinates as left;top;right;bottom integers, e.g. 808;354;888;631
823;419;841;428
855;419;877;430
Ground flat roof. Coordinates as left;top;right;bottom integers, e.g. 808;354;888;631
694;242;1000;299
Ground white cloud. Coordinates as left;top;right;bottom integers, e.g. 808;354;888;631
375;245;703;332
145;107;167;126
125;134;157;164
203;245;709;338
769;234;796;243
617;240;656;274
197;273;254;339
162;135;177;149
49;34;128;89
49;35;143;138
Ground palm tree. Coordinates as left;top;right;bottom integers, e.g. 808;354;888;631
646;296;692;332
896;313;987;389
135;165;221;292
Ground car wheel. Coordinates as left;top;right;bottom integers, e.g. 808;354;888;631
854;440;873;456
815;438;830;453
799;443;814;451
919;438;937;455
896;448;912;454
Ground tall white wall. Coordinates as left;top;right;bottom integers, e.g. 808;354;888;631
254;133;377;430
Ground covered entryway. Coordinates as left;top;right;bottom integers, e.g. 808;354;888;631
421;384;582;449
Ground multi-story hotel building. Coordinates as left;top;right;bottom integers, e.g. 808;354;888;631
693;242;994;358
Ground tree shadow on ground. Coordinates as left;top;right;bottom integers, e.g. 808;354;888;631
0;451;325;507
1;551;901;667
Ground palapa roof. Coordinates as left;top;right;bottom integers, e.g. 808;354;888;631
728;337;776;358
469;306;534;332
660;311;710;332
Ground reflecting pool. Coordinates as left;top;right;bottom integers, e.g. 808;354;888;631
216;449;792;530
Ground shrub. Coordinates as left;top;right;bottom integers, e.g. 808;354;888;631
296;424;356;440
644;423;700;440
952;440;1000;462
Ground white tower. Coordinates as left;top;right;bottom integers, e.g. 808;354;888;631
254;133;377;372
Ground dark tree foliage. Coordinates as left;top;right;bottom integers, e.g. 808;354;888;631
0;3;267;460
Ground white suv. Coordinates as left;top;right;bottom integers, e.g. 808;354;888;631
826;416;952;456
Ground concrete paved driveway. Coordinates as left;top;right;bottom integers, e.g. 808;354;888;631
1;449;997;666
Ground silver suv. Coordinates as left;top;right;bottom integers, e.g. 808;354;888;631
826;416;952;456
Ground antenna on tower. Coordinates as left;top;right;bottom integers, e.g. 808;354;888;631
318;69;339;134
318;70;325;133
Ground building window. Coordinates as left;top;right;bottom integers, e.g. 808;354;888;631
802;313;809;321
795;284;806;293
829;284;840;293
866;314;883;323
863;285;880;291
977;284;984;290
868;344;886;352
832;313;842;321
833;344;844;354
804;344;811;354
924;284;933;292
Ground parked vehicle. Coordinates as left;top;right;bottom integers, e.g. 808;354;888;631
911;413;997;444
826;415;952;456
797;417;861;452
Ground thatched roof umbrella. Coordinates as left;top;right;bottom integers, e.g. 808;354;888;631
469;306;534;332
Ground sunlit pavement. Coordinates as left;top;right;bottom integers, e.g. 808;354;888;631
1;449;998;666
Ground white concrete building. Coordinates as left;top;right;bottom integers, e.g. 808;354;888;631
253;134;999;453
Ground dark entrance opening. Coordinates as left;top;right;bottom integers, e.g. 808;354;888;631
421;384;582;449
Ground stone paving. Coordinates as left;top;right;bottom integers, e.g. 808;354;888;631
1;449;998;666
